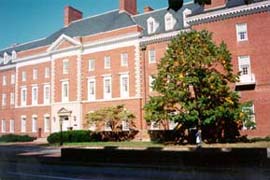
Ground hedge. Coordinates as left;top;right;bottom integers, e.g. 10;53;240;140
47;130;91;144
0;134;36;142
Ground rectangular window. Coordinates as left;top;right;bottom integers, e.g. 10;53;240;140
61;81;69;102
10;119;14;133
21;87;27;106
88;79;96;101
33;69;38;80
88;59;95;71
2;94;6;106
32;86;38;105
122;120;129;131
43;85;50;105
63;59;69;74
32;116;37;133
11;74;15;84
120;74;129;98
148;49;156;63
45;67;50;78
10;92;14;105
236;23;248;41
103;76;112;99
149;76;154;92
121;53;128;67
1;120;6;133
44;116;50;133
242;104;256;130
21;116;26;133
104;122;112;131
22;71;26;81
238;56;251;76
2;75;6;86
150;121;159;130
104;56;111;69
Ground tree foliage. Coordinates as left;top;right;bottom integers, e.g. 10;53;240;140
86;105;136;132
144;30;251;142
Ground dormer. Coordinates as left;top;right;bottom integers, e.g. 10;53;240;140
12;50;17;60
147;17;159;34
0;56;3;64
3;52;10;64
164;12;176;31
183;8;192;28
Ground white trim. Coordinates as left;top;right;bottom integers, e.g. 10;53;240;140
43;84;51;105
120;73;129;98
61;81;69;103
187;1;270;24
87;78;96;101
103;76;112;100
134;41;141;97
81;96;141;103
47;34;81;52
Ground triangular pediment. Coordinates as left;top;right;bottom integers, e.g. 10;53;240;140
47;34;81;52
58;107;72;114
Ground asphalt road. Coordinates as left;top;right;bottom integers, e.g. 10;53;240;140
0;144;270;180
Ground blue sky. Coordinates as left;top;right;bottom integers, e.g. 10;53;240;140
0;0;191;50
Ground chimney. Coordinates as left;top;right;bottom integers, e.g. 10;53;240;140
119;0;137;15
144;6;154;13
204;0;227;10
64;6;83;27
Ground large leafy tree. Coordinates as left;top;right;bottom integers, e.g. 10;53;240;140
144;30;250;142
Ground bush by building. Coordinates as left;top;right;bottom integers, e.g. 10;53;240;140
47;130;91;144
0;134;36;142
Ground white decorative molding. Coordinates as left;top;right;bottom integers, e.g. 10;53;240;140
81;96;141;103
187;1;270;24
134;41;141;97
47;34;81;52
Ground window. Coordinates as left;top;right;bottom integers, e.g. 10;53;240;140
21;87;27;106
121;53;128;67
238;56;251;76
63;59;69;74
242;104;256;130
22;71;26;81
10;92;14;105
32;116;37;133
103;76;112;99
21;116;26;133
183;8;192;28
122;120;129;131
11;74;15;84
1;120;6;133
2;75;6;86
88;78;96;101
169;120;177;130
33;69;38;80
2;94;6;106
89;122;96;131
10;119;14;133
120;74;129;98
149;76;154;92
32;86;38;105
45;67;50;78
43;85;50;105
236;23;248;41
165;13;175;31
88;59;95;71
44;116;50;133
104;121;112;131
12;50;16;60
147;17;157;34
148;49;156;63
104;56;111;69
150;121;159;130
61;81;69;102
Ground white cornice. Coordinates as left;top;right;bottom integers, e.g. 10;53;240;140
47;34;81;52
187;1;270;24
0;64;16;70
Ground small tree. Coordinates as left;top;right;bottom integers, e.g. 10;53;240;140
144;30;251;143
86;105;136;132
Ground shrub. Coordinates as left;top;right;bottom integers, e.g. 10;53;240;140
148;130;190;144
0;134;36;142
90;130;139;142
47;130;91;144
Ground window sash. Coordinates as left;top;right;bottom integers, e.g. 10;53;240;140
44;116;50;133
63;60;69;74
88;79;96;101
149;50;156;63
32;117;37;133
121;53;128;67
61;82;69;102
236;23;248;41
88;59;95;71
10;119;14;133
32;87;38;105
104;56;111;69
103;77;112;99
120;75;129;98
21;117;26;133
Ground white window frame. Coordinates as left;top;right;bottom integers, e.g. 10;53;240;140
45;67;50;78
242;104;256;130
63;59;69;74
147;17;158;34
103;76;112;99
122;120;129;131
2;75;6;86
150;121;159;130
88;59;95;71
61;81;69;102
149;75;154;92
12;50;17;60
121;53;128;67
236;23;248;42
10;92;14;105
21;87;27;106
1;120;6;133
32;115;38;133
10;119;14;133
21;116;26;133
148;49;156;64
11;74;15;84
32;86;38;105
104;56;111;69
238;56;251;76
43;85;50;105
33;68;38;80
120;74;129;98
183;8;192;28
104;121;112;131
165;12;176;31
2;94;6;106
87;78;96;101
44;115;50;133
22;71;26;82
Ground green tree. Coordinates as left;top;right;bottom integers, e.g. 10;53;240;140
144;30;250;143
86;105;136;132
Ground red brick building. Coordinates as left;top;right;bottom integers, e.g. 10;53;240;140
0;0;269;139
